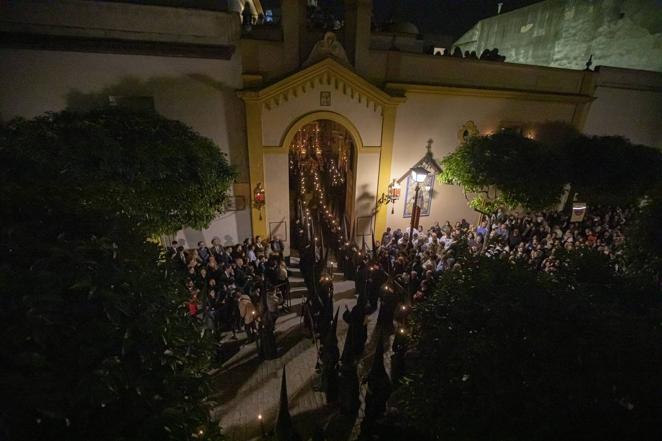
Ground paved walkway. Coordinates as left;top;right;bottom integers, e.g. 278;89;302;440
210;266;385;441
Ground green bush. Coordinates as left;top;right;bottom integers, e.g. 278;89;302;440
399;251;661;441
0;108;235;440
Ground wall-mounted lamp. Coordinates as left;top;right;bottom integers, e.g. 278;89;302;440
411;166;429;183
389;179;401;200
377;178;401;214
253;182;265;220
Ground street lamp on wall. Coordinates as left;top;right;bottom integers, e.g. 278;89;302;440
408;166;429;250
411;166;429;183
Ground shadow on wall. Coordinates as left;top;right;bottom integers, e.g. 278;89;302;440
66;76;252;248
355;183;375;217
223;235;235;246
189;73;248;183
182;228;206;248
65;74;248;182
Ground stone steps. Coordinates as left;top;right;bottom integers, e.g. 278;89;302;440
213;276;367;441
212;257;393;441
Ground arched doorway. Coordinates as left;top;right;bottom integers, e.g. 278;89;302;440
288;119;356;257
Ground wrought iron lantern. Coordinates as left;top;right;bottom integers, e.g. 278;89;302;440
377;178;402;214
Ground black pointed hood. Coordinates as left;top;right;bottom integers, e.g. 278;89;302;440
324;307;340;347
368;331;389;381
353;294;366;323
275;367;301;441
312;426;326;441
340;320;355;366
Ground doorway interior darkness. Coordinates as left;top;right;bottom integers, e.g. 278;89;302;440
288;120;355;257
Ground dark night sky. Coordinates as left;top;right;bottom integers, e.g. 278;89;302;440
372;0;543;39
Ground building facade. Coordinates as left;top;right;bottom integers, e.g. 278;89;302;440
2;0;661;255
454;0;662;73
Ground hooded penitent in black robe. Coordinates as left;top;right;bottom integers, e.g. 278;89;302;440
275;367;302;441
320;308;340;403
360;332;392;435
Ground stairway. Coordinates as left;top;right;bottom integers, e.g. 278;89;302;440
213;257;370;440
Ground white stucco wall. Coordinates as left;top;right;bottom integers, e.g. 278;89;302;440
354;151;380;242
0;0;240;45
584;86;662;148
263;153;291;255
0;48;250;247
583;68;662;149
386;93;578;231
260;83;383;147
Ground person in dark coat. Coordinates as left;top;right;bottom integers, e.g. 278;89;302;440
270;235;285;260
166;240;178;259
172;246;187;271
317;272;334;340
197;241;211;265
367;264;387;313
360;332;392;436
319;308;340;403
390;327;409;385
210;237;224;262
341;243;356;280
376;280;397;335
257;289;278;359
355;259;369;303
338;322;361;417
299;243;317;296
342;301;367;363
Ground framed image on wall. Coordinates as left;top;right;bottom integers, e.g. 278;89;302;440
320;91;331;106
355;215;374;248
403;174;434;218
269;221;287;241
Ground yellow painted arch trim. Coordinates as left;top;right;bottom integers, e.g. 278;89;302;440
277;110;367;153
277;110;364;240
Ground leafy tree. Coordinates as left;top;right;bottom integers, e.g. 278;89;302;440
440;132;566;249
528;120;662;208
559;134;662;208
0;108;235;441
441;132;566;211
624;186;662;284
398;251;662;441
440;124;662;250
1;108;234;238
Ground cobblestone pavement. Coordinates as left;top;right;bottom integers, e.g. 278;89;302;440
210;267;386;441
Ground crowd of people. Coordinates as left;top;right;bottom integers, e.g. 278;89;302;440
169;206;631;357
431;46;507;62
163;206;634;437
367;206;630;303
167;236;290;356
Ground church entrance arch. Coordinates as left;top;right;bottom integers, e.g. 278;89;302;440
239;59;404;256
281;113;361;257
